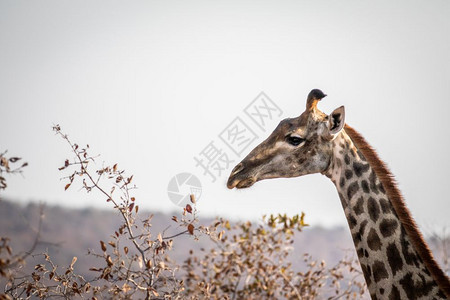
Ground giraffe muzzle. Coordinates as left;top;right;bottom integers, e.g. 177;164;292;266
230;163;244;176
227;163;257;189
227;177;256;189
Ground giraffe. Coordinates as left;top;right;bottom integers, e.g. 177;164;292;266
227;90;450;299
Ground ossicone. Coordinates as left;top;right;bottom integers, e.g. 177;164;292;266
306;89;327;111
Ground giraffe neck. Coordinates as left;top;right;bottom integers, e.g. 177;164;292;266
323;127;448;299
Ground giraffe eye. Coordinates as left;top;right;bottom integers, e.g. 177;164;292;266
286;135;304;146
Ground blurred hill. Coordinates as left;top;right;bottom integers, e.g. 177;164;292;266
0;199;447;280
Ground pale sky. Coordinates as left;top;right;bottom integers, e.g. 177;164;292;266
1;0;449;231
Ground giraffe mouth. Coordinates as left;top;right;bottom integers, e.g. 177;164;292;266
227;177;256;189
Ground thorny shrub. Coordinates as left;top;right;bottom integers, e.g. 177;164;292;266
183;214;366;299
0;150;27;191
1;126;368;299
0;150;29;284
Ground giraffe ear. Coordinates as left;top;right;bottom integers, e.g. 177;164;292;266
328;106;345;135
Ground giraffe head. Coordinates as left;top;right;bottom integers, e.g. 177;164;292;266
227;89;345;189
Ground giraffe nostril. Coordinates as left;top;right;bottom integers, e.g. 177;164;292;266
231;163;244;176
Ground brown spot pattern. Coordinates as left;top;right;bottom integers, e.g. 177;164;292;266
357;247;364;258
353;232;362;244
347;181;359;200
360;264;372;287
379;198;391;213
400;273;416;299
339;177;345;188
359;219;368;236
367;197;380;222
345;169;353;179
372;260;389;282
348;215;357;229
353;161;370;177
380;219;398;238
389;285;400;300
353;197;365;215
387;243;403;276
367;228;382;251
400;228;420;267
344;153;350;165
369;170;379;194
378;183;386;194
361;180;369;193
399;272;436;298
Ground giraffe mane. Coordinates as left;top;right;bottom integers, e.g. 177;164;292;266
344;124;450;297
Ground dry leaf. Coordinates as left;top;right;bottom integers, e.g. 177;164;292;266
70;257;77;268
188;224;194;235
100;241;107;252
106;255;113;266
